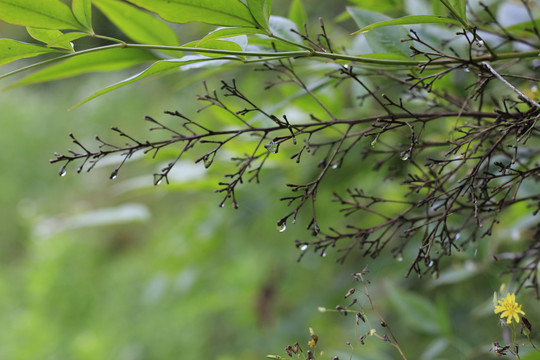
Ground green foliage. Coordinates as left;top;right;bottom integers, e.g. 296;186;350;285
0;0;539;359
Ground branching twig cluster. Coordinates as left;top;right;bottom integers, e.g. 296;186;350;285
51;3;540;292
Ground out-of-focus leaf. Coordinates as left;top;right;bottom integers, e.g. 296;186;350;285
124;0;257;27
7;48;157;88
440;0;468;26
26;27;73;51
387;286;442;334
72;56;234;109
288;0;307;30
347;0;402;13
72;0;93;31
348;7;410;56
0;39;65;66
0;0;85;31
247;0;272;31
93;0;179;47
352;15;461;34
506;20;540;38
268;15;302;45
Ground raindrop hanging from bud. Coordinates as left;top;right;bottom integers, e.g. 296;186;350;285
400;151;409;161
264;141;278;153
278;223;287;232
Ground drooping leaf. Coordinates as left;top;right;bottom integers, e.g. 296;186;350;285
72;0;93;31
0;0;85;31
352;15;461;34
93;0;179;46
288;0;307;30
0;39;65;66
26;27;73;51
348;7;411;56
124;0;257;28
71;57;234;109
247;0;272;31
6;47;157;88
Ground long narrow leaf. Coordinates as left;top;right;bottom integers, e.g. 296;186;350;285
288;0;307;30
247;0;272;31
6;48;157;88
348;8;410;56
199;27;263;43
0;0;85;31
71;57;235;109
125;0;257;27
72;0;93;31
352;15;461;34
93;0;179;46
0;39;65;65
46;32;90;48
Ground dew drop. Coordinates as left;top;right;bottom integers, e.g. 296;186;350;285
264;142;278;153
332;163;339;169
531;85;538;93
370;138;378;147
322;252;327;257
203;153;215;168
110;171;118;180
60;170;67;177
455;233;461;240
396;255;403;262
300;244;308;251
464;67;470;73
220;203;225;208
400;151;409;161
475;40;484;48
278;223;287;232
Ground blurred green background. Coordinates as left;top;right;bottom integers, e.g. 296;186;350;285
1;1;539;359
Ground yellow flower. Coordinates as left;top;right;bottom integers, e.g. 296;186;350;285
494;293;525;324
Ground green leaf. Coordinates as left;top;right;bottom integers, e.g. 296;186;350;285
0;0;85;31
347;0;402;13
506;20;540;38
46;32;90;48
440;0;468;27
71;57;232;109
93;0;179;47
0;39;64;65
348;7;411;56
6;48;157;88
268;16;302;45
182;38;245;57
199;27;264;43
352;15;461;34
124;0;257;27
72;0;93;31
26;27;73;51
288;0;307;30
247;0;272;31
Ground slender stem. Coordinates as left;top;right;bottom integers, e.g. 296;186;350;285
482;61;540;110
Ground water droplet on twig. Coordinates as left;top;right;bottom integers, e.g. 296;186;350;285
278;223;287;232
264;141;278;153
400;151;409;161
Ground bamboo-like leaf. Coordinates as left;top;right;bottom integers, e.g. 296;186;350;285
506;20;540;38
124;0;257;27
26;27;73;51
6;48;157;88
352;15;461;34
268;16;302;45
71;57;233;109
183;38;246;57
0;39;65;65
348;7;410;56
288;0;307;30
72;0;93;31
247;0;272;31
0;0;85;30
199;27;263;43
93;0;179;46
46;32;89;48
